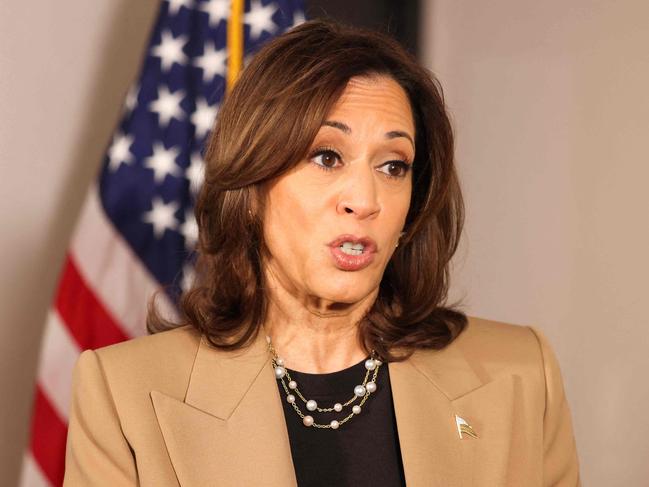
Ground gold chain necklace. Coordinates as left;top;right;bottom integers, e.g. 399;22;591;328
267;335;382;429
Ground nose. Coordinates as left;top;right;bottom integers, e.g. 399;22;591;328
336;164;381;219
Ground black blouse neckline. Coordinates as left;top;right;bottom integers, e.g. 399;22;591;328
284;355;372;397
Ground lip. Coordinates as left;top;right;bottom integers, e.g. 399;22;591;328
327;234;378;271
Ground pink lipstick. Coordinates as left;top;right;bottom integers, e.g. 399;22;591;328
327;234;377;271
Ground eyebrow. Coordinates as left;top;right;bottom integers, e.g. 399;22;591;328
322;120;415;150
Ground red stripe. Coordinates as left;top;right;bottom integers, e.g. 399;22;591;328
29;385;67;486
55;253;129;350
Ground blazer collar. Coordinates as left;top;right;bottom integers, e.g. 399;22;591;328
389;333;516;485
151;323;516;486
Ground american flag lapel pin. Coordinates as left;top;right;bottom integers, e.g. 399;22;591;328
455;414;478;439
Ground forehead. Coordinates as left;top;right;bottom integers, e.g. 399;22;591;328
327;75;415;134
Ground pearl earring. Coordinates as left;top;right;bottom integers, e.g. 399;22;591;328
396;231;406;248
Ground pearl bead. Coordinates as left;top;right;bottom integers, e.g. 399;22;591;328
354;385;366;397
306;400;318;411
303;415;314;427
333;403;343;412
366;381;377;393
352;405;361;414
286;394;295;403
274;366;286;379
275;357;284;366
288;380;297;389
376;359;383;366
365;358;377;371
330;420;339;429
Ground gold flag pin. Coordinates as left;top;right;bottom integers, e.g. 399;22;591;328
455;414;478;439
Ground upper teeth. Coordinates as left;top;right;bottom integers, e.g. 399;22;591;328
340;242;364;255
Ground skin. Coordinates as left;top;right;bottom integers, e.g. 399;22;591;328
262;75;415;373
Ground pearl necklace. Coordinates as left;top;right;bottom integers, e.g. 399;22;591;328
266;335;382;429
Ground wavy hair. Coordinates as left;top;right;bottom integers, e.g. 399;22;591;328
147;20;467;361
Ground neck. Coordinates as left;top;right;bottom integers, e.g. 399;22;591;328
263;279;377;374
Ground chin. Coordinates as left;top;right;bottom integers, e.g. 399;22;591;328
311;269;380;304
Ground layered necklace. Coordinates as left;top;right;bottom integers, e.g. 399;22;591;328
267;335;383;429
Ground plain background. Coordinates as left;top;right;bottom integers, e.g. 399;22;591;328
1;1;648;485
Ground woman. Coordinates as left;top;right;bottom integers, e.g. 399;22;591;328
64;20;580;486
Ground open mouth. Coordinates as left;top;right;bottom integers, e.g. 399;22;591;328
339;241;365;256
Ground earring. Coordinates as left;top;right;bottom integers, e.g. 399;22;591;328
396;231;406;248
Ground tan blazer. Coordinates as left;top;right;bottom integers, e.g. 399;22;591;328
63;316;580;486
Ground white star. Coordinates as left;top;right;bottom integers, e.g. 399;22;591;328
186;153;206;193
166;0;192;15
107;133;134;171
151;30;188;71
191;98;218;139
180;263;196;291
200;0;230;29
243;52;254;68
142;197;179;238
149;85;184;127
145;142;181;183
245;0;277;40
195;42;227;83
124;84;139;113
180;209;199;249
292;10;305;26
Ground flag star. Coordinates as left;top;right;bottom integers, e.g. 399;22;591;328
107;133;134;171
200;0;230;29
166;0;192;15
151;30;188;71
142;197;179;238
186;153;206;193
243;52;254;68
191;98;218;139
124;85;139;113
293;10;306;26
245;0;278;40
149;85;185;127
180;263;196;291
180;210;199;249
195;42;227;83
145;142;181;183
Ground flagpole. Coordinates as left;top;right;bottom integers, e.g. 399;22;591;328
227;0;245;93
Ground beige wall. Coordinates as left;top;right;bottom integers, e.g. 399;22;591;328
0;1;158;483
1;0;647;485
425;1;649;485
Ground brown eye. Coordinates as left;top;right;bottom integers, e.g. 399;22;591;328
377;160;411;178
320;152;338;167
310;149;342;170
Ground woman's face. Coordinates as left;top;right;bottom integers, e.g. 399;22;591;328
263;75;415;307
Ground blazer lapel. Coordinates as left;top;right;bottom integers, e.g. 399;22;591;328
390;342;515;486
151;328;516;487
150;332;297;487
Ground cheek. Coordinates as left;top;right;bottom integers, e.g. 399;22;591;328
383;183;412;227
265;179;319;251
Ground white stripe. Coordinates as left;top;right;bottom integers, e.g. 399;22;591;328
70;185;177;339
18;452;51;487
37;310;81;421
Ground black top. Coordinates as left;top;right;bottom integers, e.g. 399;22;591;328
276;356;406;487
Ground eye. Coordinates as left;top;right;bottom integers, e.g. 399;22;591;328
376;160;411;179
309;148;342;171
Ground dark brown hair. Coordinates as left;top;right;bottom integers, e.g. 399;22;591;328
148;19;467;362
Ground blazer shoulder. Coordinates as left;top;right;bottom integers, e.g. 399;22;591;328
84;325;203;402
94;325;202;363
460;315;540;351
452;315;549;380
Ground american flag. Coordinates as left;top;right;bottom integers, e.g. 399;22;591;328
20;1;304;485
